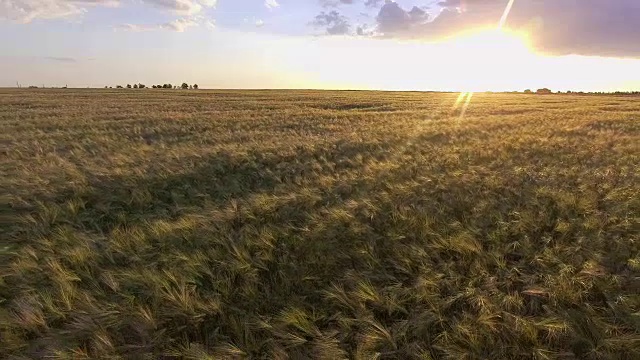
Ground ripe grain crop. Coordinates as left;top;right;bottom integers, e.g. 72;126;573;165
1;89;639;359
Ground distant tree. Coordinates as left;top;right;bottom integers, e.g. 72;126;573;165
116;85;123;88
189;85;193;90
181;82;189;89
105;86;108;88
193;84;198;90
156;85;162;89
109;86;113;89
133;84;138;89
127;84;132;89
536;88;552;94
152;85;157;88
524;89;532;94
138;83;146;89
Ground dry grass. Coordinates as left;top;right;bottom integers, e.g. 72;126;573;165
1;88;639;359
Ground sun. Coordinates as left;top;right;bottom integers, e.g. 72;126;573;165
443;29;532;60
436;28;536;92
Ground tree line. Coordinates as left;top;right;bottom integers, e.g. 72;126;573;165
106;83;198;89
522;88;640;95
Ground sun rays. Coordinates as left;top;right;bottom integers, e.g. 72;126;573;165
498;0;517;30
452;92;474;119
454;0;518;119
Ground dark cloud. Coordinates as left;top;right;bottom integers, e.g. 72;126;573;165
356;23;374;36
312;10;351;35
376;1;429;34
395;0;640;57
524;0;640;57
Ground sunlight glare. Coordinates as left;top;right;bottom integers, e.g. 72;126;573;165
460;92;473;119
498;0;517;29
452;0;518;119
453;92;467;109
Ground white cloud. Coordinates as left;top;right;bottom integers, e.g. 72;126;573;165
255;19;264;27
116;16;210;32
1;0;214;22
264;0;278;9
0;0;117;23
197;0;216;7
160;17;197;31
141;0;201;16
114;23;156;32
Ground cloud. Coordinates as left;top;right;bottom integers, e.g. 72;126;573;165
312;10;350;35
524;0;640;57
243;17;264;28
364;0;383;7
141;0;202;16
43;56;77;62
0;0;117;23
376;1;429;34
115;23;156;32
356;23;374;36
265;0;278;9
320;0;355;8
198;0;216;7
393;0;640;57
116;16;206;32
1;0;214;22
160;17;198;31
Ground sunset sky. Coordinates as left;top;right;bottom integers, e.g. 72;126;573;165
2;0;640;91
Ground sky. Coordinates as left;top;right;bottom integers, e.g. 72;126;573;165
1;0;640;91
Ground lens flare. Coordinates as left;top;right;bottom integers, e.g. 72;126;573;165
453;92;468;109
460;92;473;119
499;0;516;29
454;0;517;119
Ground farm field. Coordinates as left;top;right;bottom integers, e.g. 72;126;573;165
1;89;639;359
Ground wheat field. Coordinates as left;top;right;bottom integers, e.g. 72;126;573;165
1;89;639;359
